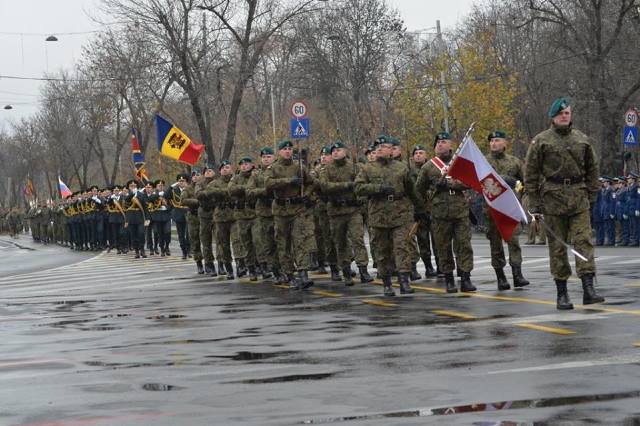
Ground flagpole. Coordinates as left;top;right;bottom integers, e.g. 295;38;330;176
442;122;475;176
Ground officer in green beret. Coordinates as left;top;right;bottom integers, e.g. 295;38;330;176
181;168;205;274
229;157;259;280
410;144;437;277
416;132;476;293
524;97;605;309
485;130;530;290
319;140;373;286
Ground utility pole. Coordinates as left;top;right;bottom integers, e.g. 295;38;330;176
437;20;450;133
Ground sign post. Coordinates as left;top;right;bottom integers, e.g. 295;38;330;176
289;100;310;197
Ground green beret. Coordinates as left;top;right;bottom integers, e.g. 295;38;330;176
238;156;253;165
191;167;201;175
277;140;293;150
260;147;274;156
331;140;347;151
375;134;390;146
487;130;508;141
219;160;231;170
388;136;400;146
412;144;427;154
548;97;570;118
364;144;375;155
320;145;332;155
433;132;451;147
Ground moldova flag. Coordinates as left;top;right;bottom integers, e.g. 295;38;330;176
155;114;205;165
58;177;72;198
131;128;149;182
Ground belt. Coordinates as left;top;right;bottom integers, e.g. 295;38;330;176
329;199;361;207
258;197;274;205
547;176;584;185
275;197;306;206
369;193;405;201
234;201;256;209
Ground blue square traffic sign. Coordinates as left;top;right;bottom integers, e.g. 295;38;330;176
290;118;310;139
624;126;638;146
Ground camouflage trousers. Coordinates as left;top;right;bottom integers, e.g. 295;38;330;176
254;216;277;268
415;217;433;263
314;208;336;265
486;216;522;269
199;214;215;263
527;219;546;244
187;213;202;262
215;220;234;264
235;218;257;267
370;223;413;275
274;213;313;274
545;211;595;280
329;213;369;269
431;217;474;273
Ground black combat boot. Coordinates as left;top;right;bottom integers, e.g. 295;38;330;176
399;272;415;294
512;266;530;288
140;249;148;258
358;266;374;283
134;249;140;259
410;263;422;281
495;268;511;291
298;270;314;289
343;266;354;286
382;275;395;296
204;262;212;274
317;263;328;274
225;262;235;279
445;273;457;293
581;273;605;305
160;248;166;257
181;249;187;260
277;270;289;285
460;271;476;292
261;263;273;280
424;258;437;277
330;264;341;281
249;265;258;281
218;261;225;275
196;260;205;274
165;247;171;256
555;279;574;310
236;259;247;277
288;273;300;290
208;262;217;277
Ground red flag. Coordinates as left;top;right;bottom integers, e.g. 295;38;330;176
447;136;527;241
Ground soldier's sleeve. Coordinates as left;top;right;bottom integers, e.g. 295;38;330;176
524;141;542;211
584;141;600;202
180;187;199;209
319;169;352;194
415;166;431;198
354;166;379;197
404;169;425;213
264;167;290;191
228;176;246;197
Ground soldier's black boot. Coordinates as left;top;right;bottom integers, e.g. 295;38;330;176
261;263;273;280
204;262;213;274
218;261;225;275
181;249;187;260
460;271;476;292
445;273;457;293
495;268;511;291
196;260;205;275
342;266;354;286
358;266;374;283
288;273;300;290
512;266;530;288
249;265;258;281
382;275;395;296
135;249;140;259
298;270;314;289
236;259;247;277
555;279;574;310
165;247;171;256
330;264;341;281
399;272;415;294
140;249;148;258
424;258;437;277
410;263;422;281
209;262;217;277
317;264;328;274
225;262;235;279
581;273;605;305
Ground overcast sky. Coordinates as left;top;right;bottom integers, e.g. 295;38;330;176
0;0;476;130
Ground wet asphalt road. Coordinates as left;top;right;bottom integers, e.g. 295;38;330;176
2;234;640;426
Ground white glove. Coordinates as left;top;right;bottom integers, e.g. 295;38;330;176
159;191;165;196
623;214;629;220
636;210;640;217
610;214;615;219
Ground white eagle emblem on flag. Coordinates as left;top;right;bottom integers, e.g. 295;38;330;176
481;174;506;201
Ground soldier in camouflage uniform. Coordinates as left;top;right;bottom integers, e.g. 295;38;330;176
524;97;605;310
319;141;373;286
265;140;315;289
196;167;217;275
410;145;437;277
229;157;259;280
485;130;530;290
355;135;422;296
416;132;476;293
180;170;205;274
313;146;340;280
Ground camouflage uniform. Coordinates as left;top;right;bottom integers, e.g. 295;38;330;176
311;161;338;276
180;181;204;273
196;176;217;274
203;174;235;278
410;160;437;276
229;168;259;279
246;166;278;277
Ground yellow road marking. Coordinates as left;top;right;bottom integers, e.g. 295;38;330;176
272;284;290;289
312;290;342;298
432;309;478;320
362;299;397;307
516;323;575;335
634;341;640;347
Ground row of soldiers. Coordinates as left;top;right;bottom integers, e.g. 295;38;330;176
592;174;640;246
0;207;25;237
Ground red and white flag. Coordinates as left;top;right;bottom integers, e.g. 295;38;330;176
447;136;527;241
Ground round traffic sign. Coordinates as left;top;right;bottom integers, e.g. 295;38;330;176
290;100;308;118
625;108;637;127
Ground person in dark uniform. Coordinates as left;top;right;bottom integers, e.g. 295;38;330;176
123;179;149;258
167;173;191;259
107;185;127;253
147;179;172;256
142;181;158;254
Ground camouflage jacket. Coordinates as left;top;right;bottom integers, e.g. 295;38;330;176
416;154;470;220
203;174;234;223
246;167;274;218
319;157;361;216
264;157;312;217
228;170;256;221
180;182;199;216
195;176;215;218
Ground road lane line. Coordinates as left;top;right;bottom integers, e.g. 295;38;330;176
312;290;342;298
362;299;397;307
431;309;478;320
516;323;575;335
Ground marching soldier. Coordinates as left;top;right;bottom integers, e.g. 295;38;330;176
196;167;218;275
484;130;530;290
416;132;476;294
123;179;148;258
524;97;604;309
107;185;127;254
229;157;259;280
314;146;340;280
181;170;205;274
410;144;437;277
167;173;191;259
147;179;172;256
355;135;422;296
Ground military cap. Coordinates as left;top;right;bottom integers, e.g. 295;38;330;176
331;140;347;151
219;160;231;170
376;135;399;146
260;147;274;156
433;131;451;147
125;179;139;188
238;156;253;165
548;97;570;118
364;144;374;155
154;179;165;186
88;185;99;191
487;130;508;141
375;134;390;145
618;176;626;181
412;144;427;155
203;163;216;171
628;172;639;179
143;180;154;187
320;145;332;155
113;184;123;190
191;166;201;175
176;173;189;181
277;140;294;150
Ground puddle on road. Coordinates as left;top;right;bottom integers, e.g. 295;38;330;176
208;350;298;362
141;383;185;391
145;314;186;320
226;372;337;384
301;390;640;423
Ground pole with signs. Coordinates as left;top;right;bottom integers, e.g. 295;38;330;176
623;108;638;175
290;100;310;197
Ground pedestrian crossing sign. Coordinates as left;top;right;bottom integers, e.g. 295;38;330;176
290;118;310;139
624;126;638;146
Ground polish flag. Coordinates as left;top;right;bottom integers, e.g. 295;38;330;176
447;136;527;241
58;177;72;198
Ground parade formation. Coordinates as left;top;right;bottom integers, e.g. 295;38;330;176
0;98;617;311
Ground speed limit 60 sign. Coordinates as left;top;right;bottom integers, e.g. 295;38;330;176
290;100;308;119
625;108;638;127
